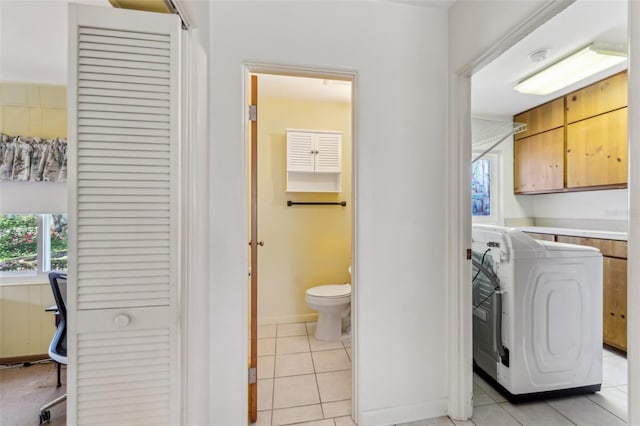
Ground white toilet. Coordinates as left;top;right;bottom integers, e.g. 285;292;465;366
305;283;351;341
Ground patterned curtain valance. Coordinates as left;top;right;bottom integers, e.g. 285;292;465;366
0;134;67;182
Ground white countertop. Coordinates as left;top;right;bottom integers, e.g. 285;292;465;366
516;226;627;241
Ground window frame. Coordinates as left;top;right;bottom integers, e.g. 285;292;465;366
0;213;66;285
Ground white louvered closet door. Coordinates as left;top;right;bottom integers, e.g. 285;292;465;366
67;5;181;425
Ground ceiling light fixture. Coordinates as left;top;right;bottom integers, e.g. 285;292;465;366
514;43;627;95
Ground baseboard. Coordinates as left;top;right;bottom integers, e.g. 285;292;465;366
357;397;448;426
0;354;50;365
258;313;318;326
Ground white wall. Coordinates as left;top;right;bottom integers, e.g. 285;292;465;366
533;189;628;231
207;2;449;425
498;136;536;224
0;182;67;214
0;1;68;84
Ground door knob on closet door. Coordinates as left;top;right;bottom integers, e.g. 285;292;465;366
248;240;265;246
114;314;131;327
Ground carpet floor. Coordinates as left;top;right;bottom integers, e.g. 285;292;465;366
0;360;66;426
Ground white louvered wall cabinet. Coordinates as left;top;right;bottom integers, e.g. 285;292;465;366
68;5;181;425
286;129;342;192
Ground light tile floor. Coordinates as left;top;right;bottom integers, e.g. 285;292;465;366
254;323;627;426
255;322;355;426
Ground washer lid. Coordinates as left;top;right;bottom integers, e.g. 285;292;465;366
306;284;351;298
538;240;602;257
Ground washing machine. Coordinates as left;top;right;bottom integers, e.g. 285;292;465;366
472;224;603;401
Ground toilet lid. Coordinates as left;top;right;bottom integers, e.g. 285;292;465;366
306;284;351;298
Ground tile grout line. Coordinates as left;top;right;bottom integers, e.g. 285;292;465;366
585;392;628;423
542;399;578;425
270;328;279;425
494;402;524;426
306;325;328;419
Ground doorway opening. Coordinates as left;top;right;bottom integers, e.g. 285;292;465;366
465;0;629;423
245;68;356;425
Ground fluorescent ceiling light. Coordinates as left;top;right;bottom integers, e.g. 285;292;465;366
514;43;627;95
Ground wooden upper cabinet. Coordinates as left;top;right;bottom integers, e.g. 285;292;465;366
514;127;564;193
566;107;628;188
514;98;565;140
566;71;627;124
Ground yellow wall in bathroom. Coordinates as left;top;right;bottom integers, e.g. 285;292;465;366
257;96;351;324
0;82;67;137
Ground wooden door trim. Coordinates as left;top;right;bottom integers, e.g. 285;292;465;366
249;74;258;423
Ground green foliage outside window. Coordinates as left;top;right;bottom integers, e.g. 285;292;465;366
0;214;68;273
50;214;68;271
0;214;38;271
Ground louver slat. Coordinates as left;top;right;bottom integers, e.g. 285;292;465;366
78;49;170;65
79;57;170;72
79;34;169;50
78;65;170;79
78;41;169;57
79;27;169;42
70;7;179;424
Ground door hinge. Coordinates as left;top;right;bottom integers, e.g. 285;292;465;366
249;105;257;122
466;248;472;260
248;367;257;384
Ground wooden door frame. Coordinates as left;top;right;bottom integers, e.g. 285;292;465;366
249;74;258;423
242;63;358;423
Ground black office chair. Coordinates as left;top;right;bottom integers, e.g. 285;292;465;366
39;272;68;424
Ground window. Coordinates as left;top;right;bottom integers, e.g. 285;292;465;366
472;153;499;224
0;213;67;281
472;159;492;216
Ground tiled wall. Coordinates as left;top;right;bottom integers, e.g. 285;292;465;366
0;82;67;138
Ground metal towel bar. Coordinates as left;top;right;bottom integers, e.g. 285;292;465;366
287;200;347;207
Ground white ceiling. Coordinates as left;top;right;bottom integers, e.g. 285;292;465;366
471;0;628;118
257;74;352;103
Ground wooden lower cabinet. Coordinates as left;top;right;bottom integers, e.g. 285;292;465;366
603;257;627;351
523;232;555;242
556;235;628;351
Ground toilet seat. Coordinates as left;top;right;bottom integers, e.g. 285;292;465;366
306;284;351;298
